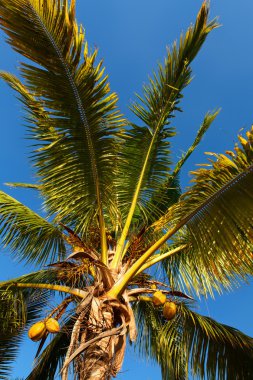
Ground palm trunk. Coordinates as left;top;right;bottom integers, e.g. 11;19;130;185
80;334;115;380
62;297;127;380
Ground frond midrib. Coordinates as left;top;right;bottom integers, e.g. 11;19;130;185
27;1;100;196
184;163;253;226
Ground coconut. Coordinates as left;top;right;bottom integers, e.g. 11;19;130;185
163;302;177;320
152;291;166;306
28;321;46;342
45;318;60;333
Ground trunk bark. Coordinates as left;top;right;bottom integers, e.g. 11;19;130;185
75;298;127;380
79;334;115;380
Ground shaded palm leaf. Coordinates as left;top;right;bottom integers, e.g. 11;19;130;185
0;190;66;265
0;0;125;235
134;300;253;380
0;286;50;379
159;303;253;380
133;300;187;380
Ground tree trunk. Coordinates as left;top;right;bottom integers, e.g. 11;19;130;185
73;298;127;380
79;334;115;380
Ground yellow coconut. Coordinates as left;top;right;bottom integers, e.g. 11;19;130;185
45;318;60;333
152;291;166;306
163;302;177;320
150;284;157;290
28;321;46;342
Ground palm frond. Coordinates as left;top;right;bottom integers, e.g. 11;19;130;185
4;182;40;190
0;0;125;236
0;190;66;265
111;2;217;266
163;231;248;298
116;2;218;226
133;300;186;380
158;304;253;380
172;110;220;182
134;299;253;380
0;284;50;379
143;110;219;225
155;126;253;294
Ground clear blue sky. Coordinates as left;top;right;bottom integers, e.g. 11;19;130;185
1;0;253;379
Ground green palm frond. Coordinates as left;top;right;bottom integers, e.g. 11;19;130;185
0;269;61;288
171;111;220;183
163;230;248;298
4;183;40;190
111;2;218;267
154;126;253;294
159;304;253;380
117;3;218;224
0;265;91;298
0;191;66;265
0;0;125;236
145;111;219;224
133;300;187;380
134;300;253;380
0;285;50;379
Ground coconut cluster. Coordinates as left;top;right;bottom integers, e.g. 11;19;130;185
28;318;60;342
152;290;177;320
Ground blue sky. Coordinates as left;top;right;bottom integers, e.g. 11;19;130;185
1;0;253;379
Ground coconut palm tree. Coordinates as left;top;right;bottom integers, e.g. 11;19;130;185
1;0;253;379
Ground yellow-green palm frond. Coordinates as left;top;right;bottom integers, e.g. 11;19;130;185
131;3;217;126
134;300;253;380
163;231;248;298
0;191;66;265
0;1;125;234
154;126;253;294
146;111;219;224
110;3;218;266
116;2;218;226
4;182;40;190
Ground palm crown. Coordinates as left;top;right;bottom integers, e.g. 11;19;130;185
1;1;253;379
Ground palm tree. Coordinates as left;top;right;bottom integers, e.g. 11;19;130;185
1;0;253;379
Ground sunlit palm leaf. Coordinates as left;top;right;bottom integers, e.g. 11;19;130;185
0;0;125;234
4;183;40;190
111;3;218;266
163;232;248;298
155;126;253;293
0;191;66;265
117;3;218;223
146;111;219;224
